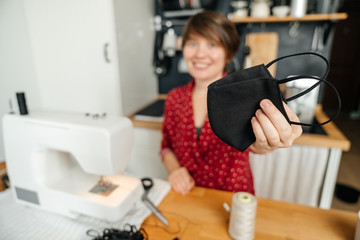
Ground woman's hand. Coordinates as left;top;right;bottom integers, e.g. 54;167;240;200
250;99;302;154
168;167;195;195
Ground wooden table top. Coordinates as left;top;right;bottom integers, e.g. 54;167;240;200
141;187;357;240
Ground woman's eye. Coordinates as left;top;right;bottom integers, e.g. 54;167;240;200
188;42;197;47
185;40;197;47
208;43;217;48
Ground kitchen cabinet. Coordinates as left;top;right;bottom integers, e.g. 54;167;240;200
21;0;157;116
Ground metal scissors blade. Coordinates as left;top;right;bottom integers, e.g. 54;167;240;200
141;177;169;226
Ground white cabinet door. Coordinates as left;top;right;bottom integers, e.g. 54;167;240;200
23;0;123;115
127;128;168;180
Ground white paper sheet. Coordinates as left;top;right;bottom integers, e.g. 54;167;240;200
0;178;170;240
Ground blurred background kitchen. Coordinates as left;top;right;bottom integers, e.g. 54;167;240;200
0;0;359;212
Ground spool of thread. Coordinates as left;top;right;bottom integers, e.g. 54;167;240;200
16;92;28;115
228;192;257;240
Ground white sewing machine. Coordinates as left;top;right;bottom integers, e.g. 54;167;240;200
2;112;143;222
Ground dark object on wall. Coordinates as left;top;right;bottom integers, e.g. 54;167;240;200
335;183;360;203
16;92;28;115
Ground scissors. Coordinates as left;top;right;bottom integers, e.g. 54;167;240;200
141;177;169;226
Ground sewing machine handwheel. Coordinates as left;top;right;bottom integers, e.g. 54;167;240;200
141;177;153;191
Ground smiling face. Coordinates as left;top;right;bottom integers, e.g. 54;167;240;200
183;34;227;84
181;11;240;85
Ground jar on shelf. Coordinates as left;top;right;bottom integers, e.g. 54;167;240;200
229;1;249;18
290;0;308;17
251;0;272;18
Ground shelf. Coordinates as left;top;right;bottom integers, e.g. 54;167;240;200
231;13;348;23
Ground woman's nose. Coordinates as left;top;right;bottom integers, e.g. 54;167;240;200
194;44;207;57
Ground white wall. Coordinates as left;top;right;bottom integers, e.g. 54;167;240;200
0;0;41;162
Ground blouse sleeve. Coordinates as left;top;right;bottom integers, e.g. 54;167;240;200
161;93;174;157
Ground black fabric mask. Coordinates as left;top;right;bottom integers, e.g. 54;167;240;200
207;52;341;152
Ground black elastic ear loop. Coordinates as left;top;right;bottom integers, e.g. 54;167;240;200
265;52;330;80
280;75;323;102
278;75;341;127
266;52;330;112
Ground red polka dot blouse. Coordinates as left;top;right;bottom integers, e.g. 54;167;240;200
161;80;255;194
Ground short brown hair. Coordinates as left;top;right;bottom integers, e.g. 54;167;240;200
182;10;240;64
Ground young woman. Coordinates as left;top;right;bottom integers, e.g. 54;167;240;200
161;10;302;195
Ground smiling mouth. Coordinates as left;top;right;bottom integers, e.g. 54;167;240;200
193;62;210;69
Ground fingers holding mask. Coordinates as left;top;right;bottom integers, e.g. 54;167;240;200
251;115;275;150
254;109;281;147
282;102;303;138
252;99;302;149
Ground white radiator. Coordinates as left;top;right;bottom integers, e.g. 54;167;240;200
250;145;329;207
